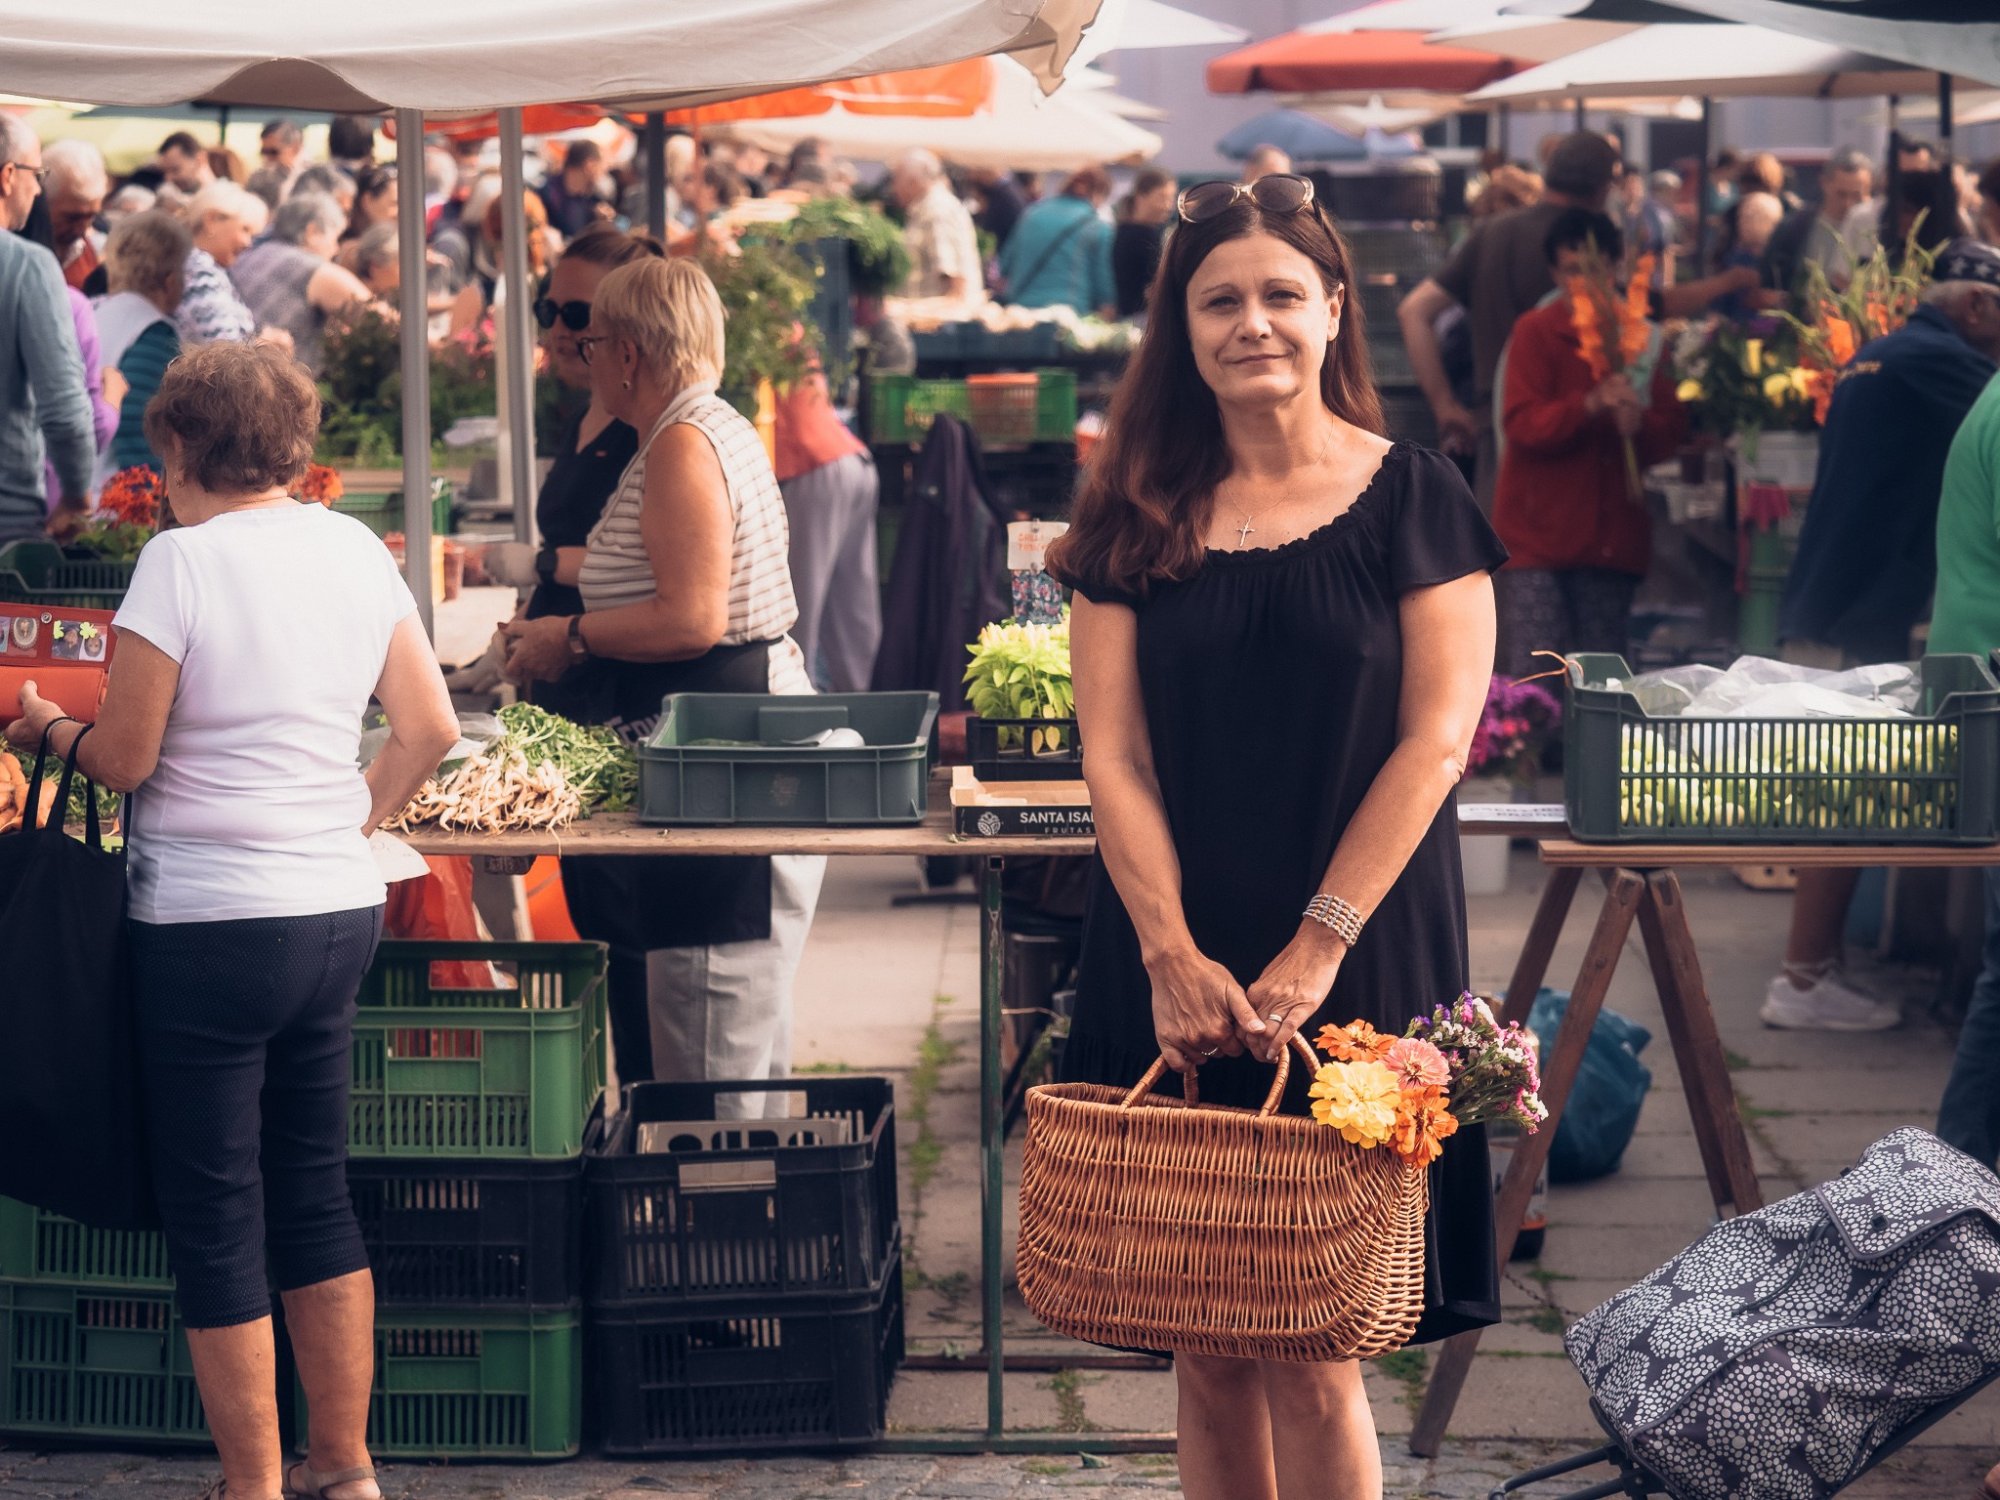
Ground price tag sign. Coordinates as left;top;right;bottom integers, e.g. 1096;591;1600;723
1007;520;1068;573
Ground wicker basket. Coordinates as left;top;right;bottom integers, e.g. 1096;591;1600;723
1017;1037;1429;1363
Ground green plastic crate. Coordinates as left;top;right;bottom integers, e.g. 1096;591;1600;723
332;478;455;539
1565;653;2000;845
297;1305;580;1458
0;1281;208;1445
637;692;938;826
350;941;607;1159
0;540;133;610
867;374;971;444
868;370;1075;447
0;1199;171;1289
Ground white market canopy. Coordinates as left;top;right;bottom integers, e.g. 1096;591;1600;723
1469;23;1968;104
0;0;1104;111
715;55;1163;170
1622;0;2000;93
0;0;1107;634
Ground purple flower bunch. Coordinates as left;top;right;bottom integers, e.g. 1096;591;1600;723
1405;994;1549;1133
1467;675;1562;783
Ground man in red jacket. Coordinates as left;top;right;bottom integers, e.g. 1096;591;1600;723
1492;209;1686;677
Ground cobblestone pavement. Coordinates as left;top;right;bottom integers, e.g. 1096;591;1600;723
2;1441;1992;1498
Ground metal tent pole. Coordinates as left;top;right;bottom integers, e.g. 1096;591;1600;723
1695;96;1713;272
394;108;434;637
498;107;538;545
1939;72;1954;146
1574;97;1586;129
644;111;668;240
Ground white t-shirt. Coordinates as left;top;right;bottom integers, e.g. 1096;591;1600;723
112;504;416;924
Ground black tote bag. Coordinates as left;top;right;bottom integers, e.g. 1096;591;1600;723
0;732;157;1229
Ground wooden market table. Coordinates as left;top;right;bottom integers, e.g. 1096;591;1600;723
399;785;1100;1454
1408;836;2000;1457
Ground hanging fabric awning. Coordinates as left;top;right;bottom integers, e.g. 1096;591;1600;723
1207;27;1519;96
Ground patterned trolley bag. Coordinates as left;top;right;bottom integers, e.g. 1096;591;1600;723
1497;1129;2000;1500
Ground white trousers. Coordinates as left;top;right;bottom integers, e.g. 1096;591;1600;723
646;852;827;1119
780;451;882;693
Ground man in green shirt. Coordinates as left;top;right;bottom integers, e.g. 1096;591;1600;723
1933;366;2000;1171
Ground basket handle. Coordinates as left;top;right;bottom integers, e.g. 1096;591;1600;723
1120;1034;1322;1116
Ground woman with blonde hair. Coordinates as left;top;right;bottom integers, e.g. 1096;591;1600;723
96;209;191;476
500;257;823;1106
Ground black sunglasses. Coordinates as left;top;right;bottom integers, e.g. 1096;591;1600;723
1177;173;1317;225
533;297;592;332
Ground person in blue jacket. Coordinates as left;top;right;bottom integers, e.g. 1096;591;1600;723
998;165;1116;316
1766;238;2000;1036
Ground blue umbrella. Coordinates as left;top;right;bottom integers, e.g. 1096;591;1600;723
1218;109;1368;163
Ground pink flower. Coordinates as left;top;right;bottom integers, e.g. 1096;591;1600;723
1384;1037;1451;1090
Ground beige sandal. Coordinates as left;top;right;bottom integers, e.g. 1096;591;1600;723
282;1463;380;1500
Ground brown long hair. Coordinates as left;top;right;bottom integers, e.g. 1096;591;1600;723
1046;194;1382;602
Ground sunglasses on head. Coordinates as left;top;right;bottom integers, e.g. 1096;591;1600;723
1177;173;1317;225
533;297;591;332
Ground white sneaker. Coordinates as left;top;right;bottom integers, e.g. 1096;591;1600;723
1760;968;1901;1032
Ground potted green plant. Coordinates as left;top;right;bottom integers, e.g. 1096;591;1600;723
964;615;1077;780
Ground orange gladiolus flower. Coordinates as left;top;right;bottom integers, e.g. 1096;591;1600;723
1824;316;1857;368
1620;255;1654;364
1568;278;1611;380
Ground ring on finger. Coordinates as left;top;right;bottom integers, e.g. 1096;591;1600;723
1266;1012;1284;1025
1200;1045;1219;1058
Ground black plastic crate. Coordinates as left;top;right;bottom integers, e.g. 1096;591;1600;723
347;1155;583;1308
586;1078;897;1304
968;716;1081;783
590;1254;902;1454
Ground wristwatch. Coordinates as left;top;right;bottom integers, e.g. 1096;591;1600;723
566;614;592;663
535;546;560;585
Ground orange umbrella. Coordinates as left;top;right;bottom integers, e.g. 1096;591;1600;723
388;103;608;141
1207;29;1517;96
661;58;994;124
385;61;993;142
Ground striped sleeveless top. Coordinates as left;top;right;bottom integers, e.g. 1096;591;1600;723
579;383;809;692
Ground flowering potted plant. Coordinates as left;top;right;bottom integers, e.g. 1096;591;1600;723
1310;997;1547;1169
1459;676;1560;895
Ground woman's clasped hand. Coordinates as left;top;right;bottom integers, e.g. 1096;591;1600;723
497;614;573;684
1146;944;1265;1073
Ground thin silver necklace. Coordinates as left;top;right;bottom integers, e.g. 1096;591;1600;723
1221;438;1338;549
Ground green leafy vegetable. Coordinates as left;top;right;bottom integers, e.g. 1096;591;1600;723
495;702;638;815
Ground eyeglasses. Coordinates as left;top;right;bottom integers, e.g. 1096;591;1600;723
260;146;285;161
533;297;592;332
1177;173;1317;225
1;162;48;190
573;334;611;366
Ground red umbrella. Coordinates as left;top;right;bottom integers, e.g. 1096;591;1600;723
1207;29;1518;95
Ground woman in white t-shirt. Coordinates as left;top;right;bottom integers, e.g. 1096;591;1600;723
4;342;457;1500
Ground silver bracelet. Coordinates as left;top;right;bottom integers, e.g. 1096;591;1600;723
1303;893;1364;947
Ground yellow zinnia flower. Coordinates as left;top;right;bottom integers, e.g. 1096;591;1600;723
1742;338;1764;374
1309;1060;1401;1148
1676;378;1703;403
1763;371;1794;406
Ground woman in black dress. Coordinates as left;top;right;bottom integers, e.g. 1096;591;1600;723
1045;173;1505;1500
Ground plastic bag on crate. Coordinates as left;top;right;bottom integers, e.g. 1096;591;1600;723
1621;657;1923;719
384;856;501;989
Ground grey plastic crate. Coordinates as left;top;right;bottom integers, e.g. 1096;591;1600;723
638;693;939;826
1565;653;2000;845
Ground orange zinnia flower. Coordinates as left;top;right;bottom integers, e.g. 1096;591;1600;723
1390;1088;1460;1168
1316;1019;1394;1063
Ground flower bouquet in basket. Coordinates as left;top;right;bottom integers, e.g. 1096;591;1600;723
1312;996;1547;1168
1017;994;1546;1364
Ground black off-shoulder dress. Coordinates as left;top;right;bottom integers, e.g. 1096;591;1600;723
1055;441;1509;1346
